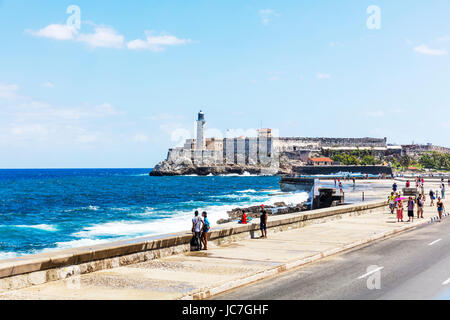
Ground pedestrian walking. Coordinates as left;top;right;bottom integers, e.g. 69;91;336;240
437;197;445;222
388;192;396;214
441;183;446;199
417;195;424;219
430;190;435;206
392;182;398;193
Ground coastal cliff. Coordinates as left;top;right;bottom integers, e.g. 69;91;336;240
149;155;293;176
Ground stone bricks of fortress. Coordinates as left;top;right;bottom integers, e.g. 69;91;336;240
167;136;388;166
402;144;450;157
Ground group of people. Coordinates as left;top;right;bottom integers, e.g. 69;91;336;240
389;179;446;223
191;211;210;251
237;205;268;238
333;177;356;194
191;204;269;251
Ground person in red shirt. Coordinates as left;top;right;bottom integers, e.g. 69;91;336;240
241;210;247;224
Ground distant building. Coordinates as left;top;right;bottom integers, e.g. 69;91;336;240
196;111;206;150
165;112;392;167
307;157;334;166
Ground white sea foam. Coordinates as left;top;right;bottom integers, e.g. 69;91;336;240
236;189;258;193
71;190;309;241
0;252;18;260
44;238;114;252
0;224;58;232
218;173;260;177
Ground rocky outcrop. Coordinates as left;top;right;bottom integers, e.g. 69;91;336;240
150;158;292;176
217;202;310;224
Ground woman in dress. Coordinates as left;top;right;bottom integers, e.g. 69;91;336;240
397;198;404;222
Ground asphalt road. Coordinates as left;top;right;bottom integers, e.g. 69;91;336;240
213;217;450;300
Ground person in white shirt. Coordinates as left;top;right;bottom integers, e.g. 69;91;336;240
192;211;203;251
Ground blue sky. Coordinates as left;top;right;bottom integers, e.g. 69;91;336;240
0;0;449;168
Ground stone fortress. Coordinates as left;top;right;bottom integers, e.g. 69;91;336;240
150;111;449;176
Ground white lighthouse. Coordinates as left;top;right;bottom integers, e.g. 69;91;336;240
196;110;206;150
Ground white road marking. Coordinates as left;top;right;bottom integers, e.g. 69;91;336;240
442;278;450;286
428;239;442;246
357;266;384;279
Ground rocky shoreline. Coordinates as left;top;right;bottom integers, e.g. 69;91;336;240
149;156;293;176
217;201;310;224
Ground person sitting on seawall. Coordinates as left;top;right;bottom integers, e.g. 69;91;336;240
238;210;253;224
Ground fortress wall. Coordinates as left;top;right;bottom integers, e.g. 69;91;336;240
293;165;393;175
403;145;450;156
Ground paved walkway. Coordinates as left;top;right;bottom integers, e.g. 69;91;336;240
0;180;448;300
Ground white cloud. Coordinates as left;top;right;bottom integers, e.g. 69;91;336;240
317;73;331;80
76;27;124;48
436;36;450;43
365;110;385;118
41;81;54;88
414;44;447;56
259;9;279;25
93;103;121;116
0;83;20;99
27;24;77;40
267;71;282;81
0;83;124;146
132;134;148;143
329;41;344;47
28;24;191;52
127;32;191;51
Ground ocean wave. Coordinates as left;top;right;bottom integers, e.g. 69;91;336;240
236;189;258;193
72;202;235;239
63;205;100;213
71;190;308;240
0;224;58;232
218;172;260;177
45;238;114;252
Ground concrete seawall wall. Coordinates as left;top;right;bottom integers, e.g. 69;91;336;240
0;201;387;293
293;165;393;175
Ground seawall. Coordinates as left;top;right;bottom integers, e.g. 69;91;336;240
0;200;387;293
293;165;393;176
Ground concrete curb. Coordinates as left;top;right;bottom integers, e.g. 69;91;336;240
179;217;434;300
430;212;450;222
